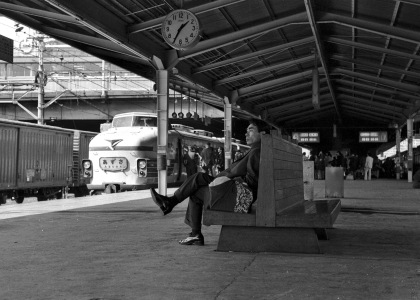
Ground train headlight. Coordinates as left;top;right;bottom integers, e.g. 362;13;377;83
83;161;91;169
138;159;147;169
137;159;147;177
82;159;92;178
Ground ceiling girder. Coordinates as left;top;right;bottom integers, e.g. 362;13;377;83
333;68;420;94
278;103;335;121
304;0;341;122
285;109;336;125
326;37;420;62
318;12;420;45
42;27;146;61
128;0;246;34
334;79;420;104
271;95;332;116
241;78;327;104
330;55;420;80
340;103;399;120
44;0;155;61
192;36;315;74
338;93;407;116
233;67;322;100
215;55;315;86
177;12;308;60
258;86;330;111
0;2;79;25
341;109;393;124
337;87;412;109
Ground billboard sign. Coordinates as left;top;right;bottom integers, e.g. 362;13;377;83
292;132;320;143
359;131;388;143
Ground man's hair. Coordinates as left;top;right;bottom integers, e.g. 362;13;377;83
249;118;271;134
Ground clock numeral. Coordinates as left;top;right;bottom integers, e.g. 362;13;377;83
172;15;176;21
190;33;194;37
178;12;183;18
168;33;171;39
192;26;195;31
185;37;189;43
191;19;195;24
166;27;169;32
168;20;172;25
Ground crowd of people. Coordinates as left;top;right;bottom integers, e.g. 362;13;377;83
182;142;246;178
303;150;403;180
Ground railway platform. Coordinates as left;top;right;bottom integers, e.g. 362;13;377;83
0;179;419;300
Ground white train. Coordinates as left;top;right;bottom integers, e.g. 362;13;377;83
84;112;249;193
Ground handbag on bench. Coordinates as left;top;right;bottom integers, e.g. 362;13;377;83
208;176;253;213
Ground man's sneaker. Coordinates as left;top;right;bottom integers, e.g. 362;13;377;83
178;233;204;246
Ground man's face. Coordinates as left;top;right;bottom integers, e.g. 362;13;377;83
245;123;263;145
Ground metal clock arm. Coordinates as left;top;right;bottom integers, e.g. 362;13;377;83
172;21;189;43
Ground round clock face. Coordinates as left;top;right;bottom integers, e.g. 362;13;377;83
161;9;200;50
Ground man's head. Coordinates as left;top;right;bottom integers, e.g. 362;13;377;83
245;118;271;145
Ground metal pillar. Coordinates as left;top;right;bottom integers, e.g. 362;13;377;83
407;119;413;182
156;69;169;195
37;39;45;125
396;128;401;180
223;97;232;169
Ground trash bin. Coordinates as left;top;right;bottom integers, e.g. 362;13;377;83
303;161;314;200
413;169;420;189
325;167;344;197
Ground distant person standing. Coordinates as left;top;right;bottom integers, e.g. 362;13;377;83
201;142;214;176
364;152;374;180
183;146;199;178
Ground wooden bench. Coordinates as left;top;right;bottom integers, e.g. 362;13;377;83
203;133;341;254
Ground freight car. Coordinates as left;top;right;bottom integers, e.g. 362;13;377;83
0;119;97;204
83;112;249;194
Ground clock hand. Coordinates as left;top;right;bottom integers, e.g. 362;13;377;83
173;21;189;43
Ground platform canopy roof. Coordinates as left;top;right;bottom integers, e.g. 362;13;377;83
1;0;420;132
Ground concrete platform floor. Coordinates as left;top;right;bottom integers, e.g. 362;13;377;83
0;179;419;300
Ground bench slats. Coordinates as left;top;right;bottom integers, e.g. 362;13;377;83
256;135;276;227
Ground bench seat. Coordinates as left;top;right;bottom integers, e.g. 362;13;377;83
203;133;341;253
204;199;340;228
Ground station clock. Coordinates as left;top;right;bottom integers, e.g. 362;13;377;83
161;9;200;50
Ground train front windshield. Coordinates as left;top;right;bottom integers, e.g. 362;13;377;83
112;116;157;128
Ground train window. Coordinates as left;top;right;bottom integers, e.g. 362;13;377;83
112;116;133;128
133;116;157;127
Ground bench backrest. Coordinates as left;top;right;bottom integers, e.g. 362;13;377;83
256;134;304;227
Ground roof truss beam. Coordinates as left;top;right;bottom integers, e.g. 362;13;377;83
128;0;246;34
304;0;341;121
258;86;330;110
193;36;314;74
178;12;308;59
215;55;315;86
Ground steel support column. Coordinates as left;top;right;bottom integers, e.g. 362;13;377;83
407;118;414;182
396;128;401;180
156;68;169;195
223;97;232;169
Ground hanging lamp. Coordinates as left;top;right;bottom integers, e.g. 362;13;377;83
171;87;177;118
186;89;192;118
178;91;184;119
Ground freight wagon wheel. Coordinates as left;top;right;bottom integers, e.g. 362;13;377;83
13;191;24;204
15;196;24;204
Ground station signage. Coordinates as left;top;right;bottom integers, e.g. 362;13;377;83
359;131;388;143
292;132;320;143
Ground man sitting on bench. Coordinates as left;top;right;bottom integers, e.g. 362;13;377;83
149;118;271;246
